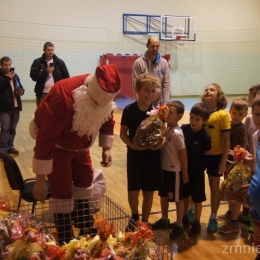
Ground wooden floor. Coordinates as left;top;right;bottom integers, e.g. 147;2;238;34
0;101;257;260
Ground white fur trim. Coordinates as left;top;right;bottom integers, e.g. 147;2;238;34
32;158;53;175
72;184;93;200
49;197;74;213
99;134;114;148
29;118;39;140
87;74;119;105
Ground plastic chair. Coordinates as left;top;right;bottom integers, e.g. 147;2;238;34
0;149;51;214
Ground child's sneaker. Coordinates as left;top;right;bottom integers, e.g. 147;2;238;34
169;223;184;239
188;222;201;237
182;214;190;226
248;221;255;233
218;220;239;234
217;211;231;221
151;218;170;230
207;219;218;233
238;212;252;223
125;219;138;232
188;209;195;223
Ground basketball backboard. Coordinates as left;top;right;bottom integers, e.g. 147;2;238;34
160;15;196;41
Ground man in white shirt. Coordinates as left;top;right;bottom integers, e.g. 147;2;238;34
30;42;70;106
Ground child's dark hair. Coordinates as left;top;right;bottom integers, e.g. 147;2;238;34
252;97;260;111
202;83;227;109
167;100;185;115
135;74;158;90
230;97;248;112
249;84;260;98
190;102;211;121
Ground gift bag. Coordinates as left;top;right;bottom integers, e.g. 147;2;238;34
219;145;252;207
134;104;169;149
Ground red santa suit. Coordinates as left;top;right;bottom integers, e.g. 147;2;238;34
29;65;121;214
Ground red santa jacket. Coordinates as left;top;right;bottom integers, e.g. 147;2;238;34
29;74;115;175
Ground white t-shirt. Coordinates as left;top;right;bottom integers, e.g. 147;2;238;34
161;126;186;172
245;114;258;154
43;59;55;93
245;114;258;171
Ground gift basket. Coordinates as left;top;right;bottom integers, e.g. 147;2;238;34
219;145;252;207
0;195;171;260
134;104;169;149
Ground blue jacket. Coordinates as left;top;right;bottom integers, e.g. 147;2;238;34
0;69;24;112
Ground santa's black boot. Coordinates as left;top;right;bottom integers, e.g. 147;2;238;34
73;199;97;237
54;213;73;245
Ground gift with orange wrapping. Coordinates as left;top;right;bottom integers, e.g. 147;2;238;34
134;104;169;149
219;145;253;207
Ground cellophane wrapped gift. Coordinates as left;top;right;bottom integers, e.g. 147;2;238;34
219;145;252;207
62;219;159;259
134;104;169;148
1;211;161;259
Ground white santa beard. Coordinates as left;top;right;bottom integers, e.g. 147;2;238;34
72;86;116;137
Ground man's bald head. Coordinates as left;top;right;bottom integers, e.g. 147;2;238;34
146;37;160;61
147;37;160;45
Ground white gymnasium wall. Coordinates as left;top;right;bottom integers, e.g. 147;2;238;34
1;0;260;99
1;0;260;31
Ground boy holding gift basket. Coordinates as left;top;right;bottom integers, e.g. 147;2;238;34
120;74;167;231
218;97;249;233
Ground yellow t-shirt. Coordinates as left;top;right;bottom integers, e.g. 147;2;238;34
204;109;230;155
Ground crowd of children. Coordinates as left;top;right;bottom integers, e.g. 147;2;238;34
120;76;260;260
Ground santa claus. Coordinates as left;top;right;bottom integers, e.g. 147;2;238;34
29;64;121;244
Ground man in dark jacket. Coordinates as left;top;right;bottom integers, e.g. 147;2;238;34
0;56;25;154
30;42;70;106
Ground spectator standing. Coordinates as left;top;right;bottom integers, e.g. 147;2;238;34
132;37;170;106
30;42;69;106
0;56;25;154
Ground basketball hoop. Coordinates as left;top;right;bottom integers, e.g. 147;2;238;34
176;35;188;46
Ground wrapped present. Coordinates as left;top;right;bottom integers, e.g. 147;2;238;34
62;220;158;260
134;104;169;148
2;213;160;260
219;145;252;207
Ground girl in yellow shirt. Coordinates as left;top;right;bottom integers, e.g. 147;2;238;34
202;83;230;233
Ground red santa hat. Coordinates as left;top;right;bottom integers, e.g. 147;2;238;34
87;64;121;105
